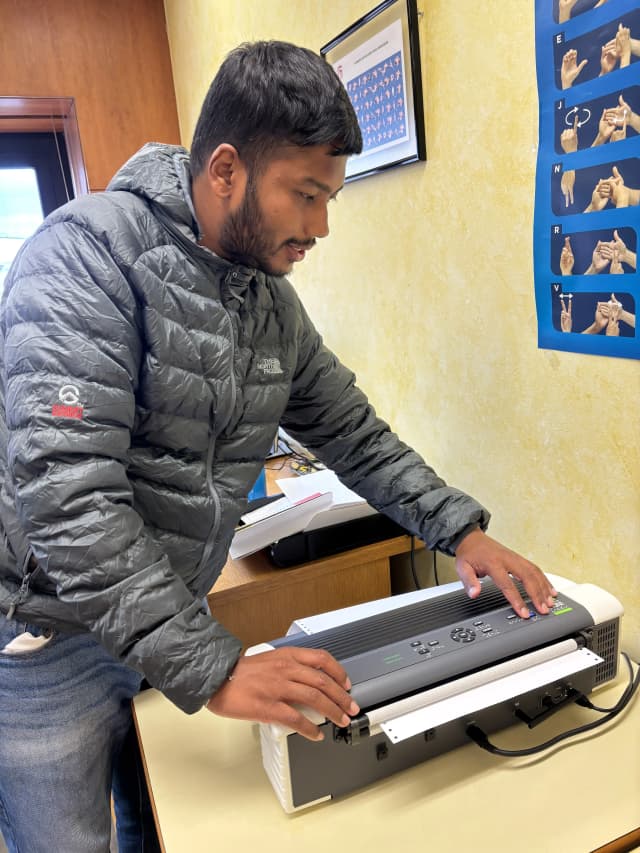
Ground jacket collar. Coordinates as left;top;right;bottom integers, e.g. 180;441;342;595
108;143;271;298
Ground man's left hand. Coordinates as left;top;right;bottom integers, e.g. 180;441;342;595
454;529;557;618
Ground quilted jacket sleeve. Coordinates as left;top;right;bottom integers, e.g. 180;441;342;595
281;297;490;555
2;218;241;713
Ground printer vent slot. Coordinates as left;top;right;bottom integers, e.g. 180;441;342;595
283;581;522;660
586;619;619;685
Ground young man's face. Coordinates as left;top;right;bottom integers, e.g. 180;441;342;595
218;144;347;276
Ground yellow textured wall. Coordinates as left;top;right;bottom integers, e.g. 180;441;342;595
164;0;640;657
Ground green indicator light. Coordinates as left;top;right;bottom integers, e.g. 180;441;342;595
552;607;573;615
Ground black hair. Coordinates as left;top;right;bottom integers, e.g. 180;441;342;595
190;40;363;175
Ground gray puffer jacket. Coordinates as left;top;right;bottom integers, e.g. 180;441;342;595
0;143;489;712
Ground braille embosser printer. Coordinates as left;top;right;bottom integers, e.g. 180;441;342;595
246;573;623;812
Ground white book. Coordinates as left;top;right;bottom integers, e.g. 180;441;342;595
229;470;377;559
229;492;334;559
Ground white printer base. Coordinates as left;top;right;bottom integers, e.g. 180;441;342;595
250;574;623;813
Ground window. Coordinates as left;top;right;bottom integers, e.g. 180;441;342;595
0;131;75;290
0;167;44;289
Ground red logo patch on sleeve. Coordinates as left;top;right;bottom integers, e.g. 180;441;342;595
52;404;84;419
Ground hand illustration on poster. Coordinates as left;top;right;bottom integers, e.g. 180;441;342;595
552;157;640;214
555;86;640;154
554;10;640;90
554;0;610;26
554;227;637;274
551;286;635;336
535;0;640;360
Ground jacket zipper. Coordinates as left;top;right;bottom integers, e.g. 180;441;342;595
195;274;239;574
145;202;245;575
6;551;40;620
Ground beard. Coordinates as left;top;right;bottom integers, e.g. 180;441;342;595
217;176;283;275
216;174;314;276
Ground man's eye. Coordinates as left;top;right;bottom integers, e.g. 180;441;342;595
299;192;316;202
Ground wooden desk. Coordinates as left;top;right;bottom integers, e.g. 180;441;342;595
208;459;424;648
134;659;640;853
208;535;423;649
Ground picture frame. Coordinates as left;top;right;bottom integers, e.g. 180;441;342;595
321;0;426;182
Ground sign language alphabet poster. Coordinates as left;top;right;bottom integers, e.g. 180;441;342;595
535;0;640;359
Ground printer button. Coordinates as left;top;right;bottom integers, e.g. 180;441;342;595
418;648;430;655
451;628;476;643
428;640;439;647
410;641;422;647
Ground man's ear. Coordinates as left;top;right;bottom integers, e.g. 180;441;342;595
205;144;246;199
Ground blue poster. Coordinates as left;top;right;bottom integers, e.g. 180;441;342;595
346;51;408;155
535;0;640;359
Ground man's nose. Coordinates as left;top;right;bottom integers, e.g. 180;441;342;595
307;203;330;240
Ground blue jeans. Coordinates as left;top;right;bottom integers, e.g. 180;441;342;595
0;616;160;853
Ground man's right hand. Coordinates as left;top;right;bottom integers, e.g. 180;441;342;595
206;646;359;741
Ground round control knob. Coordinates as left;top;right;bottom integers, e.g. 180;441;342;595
450;627;476;643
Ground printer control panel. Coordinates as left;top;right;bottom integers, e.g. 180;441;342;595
387;597;578;670
344;595;590;705
285;587;594;708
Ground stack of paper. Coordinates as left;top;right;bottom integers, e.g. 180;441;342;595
229;470;377;559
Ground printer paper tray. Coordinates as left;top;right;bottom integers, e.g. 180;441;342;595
376;641;602;743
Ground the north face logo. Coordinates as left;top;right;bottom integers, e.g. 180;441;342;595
52;383;84;419
256;357;283;375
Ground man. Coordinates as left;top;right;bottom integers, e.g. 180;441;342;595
0;41;555;852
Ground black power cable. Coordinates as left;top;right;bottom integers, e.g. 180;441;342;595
409;538;440;590
467;652;640;757
409;535;420;589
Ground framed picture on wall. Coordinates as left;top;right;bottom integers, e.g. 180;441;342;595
321;0;426;182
